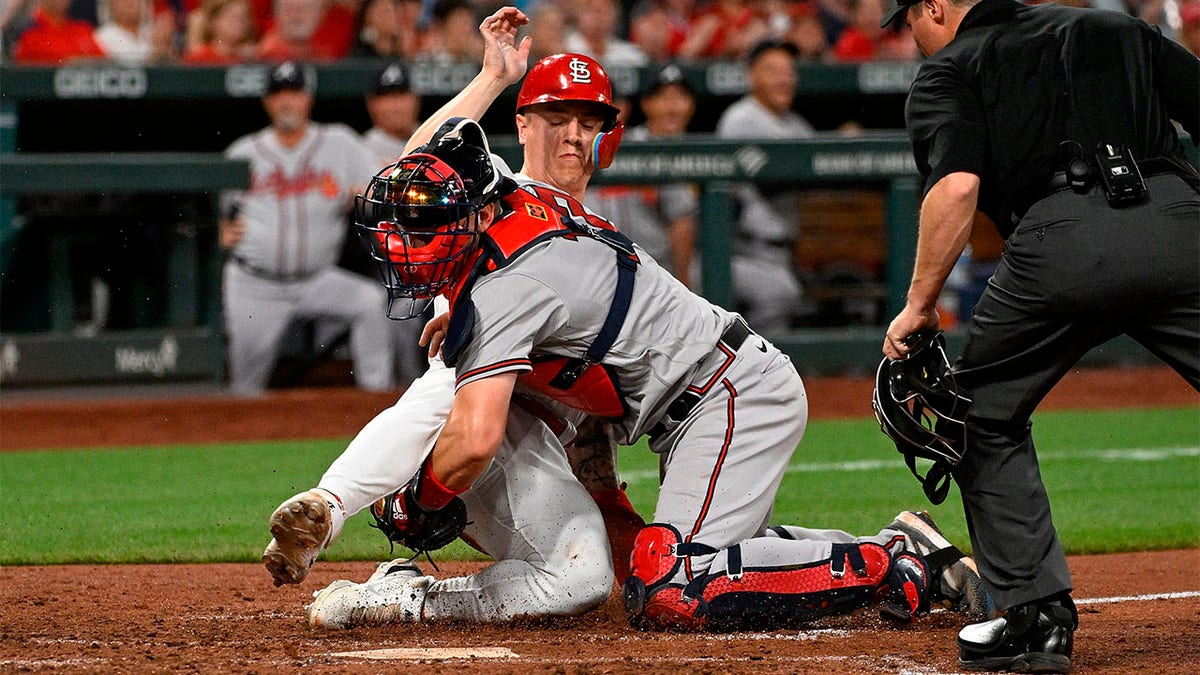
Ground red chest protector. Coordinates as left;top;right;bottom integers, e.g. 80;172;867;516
442;185;640;420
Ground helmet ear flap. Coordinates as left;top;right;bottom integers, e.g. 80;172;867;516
593;121;624;169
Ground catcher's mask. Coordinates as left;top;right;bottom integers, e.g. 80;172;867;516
872;330;972;504
354;118;510;319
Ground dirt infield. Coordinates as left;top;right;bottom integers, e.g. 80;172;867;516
0;365;1197;673
1;552;1197;674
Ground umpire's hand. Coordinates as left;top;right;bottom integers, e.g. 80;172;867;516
883;304;940;360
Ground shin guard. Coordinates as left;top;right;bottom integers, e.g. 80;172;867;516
625;527;896;632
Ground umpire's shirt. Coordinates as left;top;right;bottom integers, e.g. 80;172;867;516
905;0;1200;236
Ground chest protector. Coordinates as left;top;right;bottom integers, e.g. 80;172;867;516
443;185;640;419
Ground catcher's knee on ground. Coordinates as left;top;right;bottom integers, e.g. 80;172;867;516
622;524;927;631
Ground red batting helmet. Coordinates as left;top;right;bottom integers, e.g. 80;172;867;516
517;53;621;131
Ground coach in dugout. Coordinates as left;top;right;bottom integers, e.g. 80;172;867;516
220;61;394;395
879;0;1199;672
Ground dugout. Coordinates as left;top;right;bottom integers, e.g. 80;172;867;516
0;60;1191;388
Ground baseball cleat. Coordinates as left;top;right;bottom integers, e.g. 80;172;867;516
889;510;997;621
958;596;1075;673
306;564;432;629
263;489;334;587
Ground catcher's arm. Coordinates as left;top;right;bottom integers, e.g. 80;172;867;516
371;373;517;555
403;6;532;154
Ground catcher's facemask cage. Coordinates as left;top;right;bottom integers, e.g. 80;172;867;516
871;330;972;504
354;154;483;320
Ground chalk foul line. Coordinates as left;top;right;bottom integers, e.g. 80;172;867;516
1075;590;1200;605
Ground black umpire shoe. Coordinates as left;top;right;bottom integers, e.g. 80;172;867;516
958;594;1077;673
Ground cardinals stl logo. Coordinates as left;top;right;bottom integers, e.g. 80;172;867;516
568;57;592;83
525;203;548;220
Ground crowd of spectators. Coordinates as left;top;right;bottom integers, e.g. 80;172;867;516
4;0;1197;66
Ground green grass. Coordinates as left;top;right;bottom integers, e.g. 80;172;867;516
1;407;1196;565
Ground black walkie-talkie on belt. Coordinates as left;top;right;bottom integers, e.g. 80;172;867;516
1093;143;1147;206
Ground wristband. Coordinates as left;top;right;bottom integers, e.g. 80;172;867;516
413;455;464;510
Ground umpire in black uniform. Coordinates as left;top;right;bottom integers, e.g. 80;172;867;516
879;0;1200;672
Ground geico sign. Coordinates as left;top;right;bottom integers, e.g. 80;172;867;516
54;68;148;98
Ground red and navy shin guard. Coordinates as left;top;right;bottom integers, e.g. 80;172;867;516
623;524;898;632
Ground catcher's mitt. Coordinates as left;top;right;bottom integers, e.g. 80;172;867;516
370;481;468;555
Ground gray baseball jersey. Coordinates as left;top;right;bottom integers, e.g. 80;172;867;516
453;199;726;444
362;127;407;169
224;123;374;276
714;95;812;246
714;96;812;331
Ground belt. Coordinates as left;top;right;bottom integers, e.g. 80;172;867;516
1016;156;1199;223
647;317;753;439
231;255;315;283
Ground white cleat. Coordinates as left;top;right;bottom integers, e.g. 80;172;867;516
889;510;998;622
306;565;432;630
263;489;334;587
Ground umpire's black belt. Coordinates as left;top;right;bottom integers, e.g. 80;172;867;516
647;317;753;439
230;255;316;283
1016;156;1200;222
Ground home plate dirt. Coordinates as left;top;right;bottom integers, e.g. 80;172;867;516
328;646;519;660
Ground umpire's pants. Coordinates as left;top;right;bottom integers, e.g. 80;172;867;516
951;172;1200;611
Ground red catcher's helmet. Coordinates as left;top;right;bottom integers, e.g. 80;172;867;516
517;53;621;131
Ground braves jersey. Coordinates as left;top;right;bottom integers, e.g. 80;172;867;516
224;123;375;277
451;183;731;444
715;96;812;247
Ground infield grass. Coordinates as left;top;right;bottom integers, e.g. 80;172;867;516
1;406;1196;565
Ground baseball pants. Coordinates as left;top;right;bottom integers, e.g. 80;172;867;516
319;360;613;622
222;263;394;394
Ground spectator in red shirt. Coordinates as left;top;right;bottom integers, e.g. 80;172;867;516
13;0;107;64
183;0;258;64
257;0;352;61
679;0;768;59
830;0;913;62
